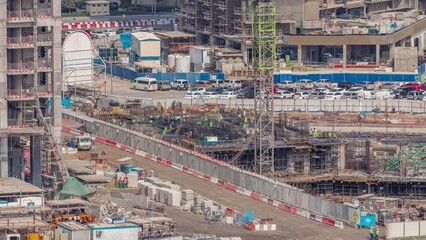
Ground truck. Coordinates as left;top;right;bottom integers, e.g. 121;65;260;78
76;135;92;151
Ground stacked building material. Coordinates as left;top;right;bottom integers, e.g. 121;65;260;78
127;173;139;188
192;195;204;214
201;200;214;214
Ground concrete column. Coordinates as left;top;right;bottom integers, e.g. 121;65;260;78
0;137;7;177
338;142;346;172
241;43;249;66
297;45;302;65
376;44;380;65
304;152;310;174
52;0;62;145
30;135;42;188
389;43;395;61
342;45;347;68
0;0;8;177
9;137;23;179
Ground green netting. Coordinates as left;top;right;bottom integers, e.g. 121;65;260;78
60;177;96;199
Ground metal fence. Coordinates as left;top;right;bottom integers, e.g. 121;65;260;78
63;109;358;226
153;98;426;114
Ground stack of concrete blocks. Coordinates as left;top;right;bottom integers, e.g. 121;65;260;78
193;195;204;214
201;200;214;214
181;189;194;211
138;179;182;207
127;173;138;188
54;229;68;240
252;220;277;231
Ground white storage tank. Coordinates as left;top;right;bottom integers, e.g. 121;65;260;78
167;54;176;69
189;46;213;72
175;55;190;73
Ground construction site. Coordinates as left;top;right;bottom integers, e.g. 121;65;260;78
4;0;426;239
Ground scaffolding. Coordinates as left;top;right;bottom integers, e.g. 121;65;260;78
252;0;277;176
382;143;426;176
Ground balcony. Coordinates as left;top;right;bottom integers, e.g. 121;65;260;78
37;34;53;46
37;58;52;72
7;62;34;75
7;36;35;49
7;10;34;22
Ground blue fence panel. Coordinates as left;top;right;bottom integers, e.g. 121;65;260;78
274;72;417;83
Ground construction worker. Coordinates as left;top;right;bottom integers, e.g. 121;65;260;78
369;226;375;240
123;176;128;189
162;126;168;136
209;121;213;128
373;151;377;158
375;226;380;240
118;177;123;189
332;131;337;139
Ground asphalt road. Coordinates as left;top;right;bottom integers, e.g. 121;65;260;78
62;13;176;23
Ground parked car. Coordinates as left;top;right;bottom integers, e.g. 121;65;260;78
277;81;296;89
379;82;399;90
357;91;375;99
223;80;242;88
241;81;255;88
329;87;346;93
210;87;224;94
116;27;132;34
104;29;117;36
401;82;424;91
341;92;359;99
337;81;353;90
347;87;364;93
314;79;332;89
184;92;203;99
294;92;310;99
189;87;207;94
171;79;189;90
238;86;254;99
110;2;119;11
312;88;329;93
157;81;171;91
203;91;221;99
226;87;242;93
324;92;343;100
131;77;158;91
220;91;238;99
308;92;326;99
375;90;395;100
393;87;412;99
296;79;314;90
209;79;226;88
274;90;294;99
91;30;106;38
358;81;375;90
407;90;424;100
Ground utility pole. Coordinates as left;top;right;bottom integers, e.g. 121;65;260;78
252;0;277;177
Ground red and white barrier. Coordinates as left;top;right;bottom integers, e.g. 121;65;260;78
62;18;177;30
62;126;344;229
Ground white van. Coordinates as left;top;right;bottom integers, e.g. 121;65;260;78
224;80;242;88
131;77;158;91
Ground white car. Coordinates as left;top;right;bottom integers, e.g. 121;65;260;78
341;92;358;99
312;88;329;93
203;91;220;99
324;92;343;100
277;81;296;89
294;92;310;99
91;30;106;38
314;79;332;89
274;90;294;99
184;92;203;99
347;87;364;93
296;79;314;90
375;90;395;100
308;92;326;99
329;87;345;93
189;87;206;94
358;91;375;99
104;29;117;36
220;91;238;99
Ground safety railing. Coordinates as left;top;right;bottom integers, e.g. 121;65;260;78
7;62;34;74
37;34;53;44
7;36;35;47
7;10;34;21
37;58;51;71
37;8;51;18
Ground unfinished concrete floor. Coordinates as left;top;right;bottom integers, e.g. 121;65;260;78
74;140;370;240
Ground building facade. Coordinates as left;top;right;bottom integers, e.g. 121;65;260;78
86;1;110;16
0;0;62;187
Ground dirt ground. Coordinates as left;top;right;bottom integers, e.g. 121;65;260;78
69;138;374;240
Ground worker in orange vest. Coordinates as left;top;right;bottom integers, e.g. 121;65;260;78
123;176;129;189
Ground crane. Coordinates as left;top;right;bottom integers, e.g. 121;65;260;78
252;0;277;177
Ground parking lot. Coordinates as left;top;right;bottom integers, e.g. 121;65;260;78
94;77;426;114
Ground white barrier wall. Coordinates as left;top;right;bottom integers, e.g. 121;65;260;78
387;221;426;239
